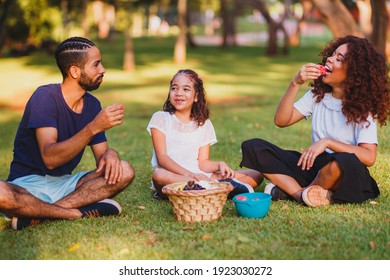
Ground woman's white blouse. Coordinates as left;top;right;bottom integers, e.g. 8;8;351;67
294;90;378;153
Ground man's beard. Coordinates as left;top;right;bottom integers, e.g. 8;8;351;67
78;71;102;92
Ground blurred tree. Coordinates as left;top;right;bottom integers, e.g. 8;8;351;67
0;0;101;56
55;0;89;40
60;0;70;37
202;0;220;36
356;0;372;37
116;0;139;72
81;0;90;36
0;0;63;56
186;0;197;47
91;0;116;39
174;0;187;64
243;0;289;55
311;0;363;37
312;0;388;58
118;0;135;72
2;0;387;62
116;0;156;71
0;0;13;55
368;0;388;57
285;0;306;46
221;0;237;47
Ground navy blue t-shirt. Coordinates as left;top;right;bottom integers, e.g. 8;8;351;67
7;84;107;181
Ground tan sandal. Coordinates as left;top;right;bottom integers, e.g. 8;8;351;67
302;185;333;207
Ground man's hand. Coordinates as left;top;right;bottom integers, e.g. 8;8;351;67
90;104;125;134
96;148;122;185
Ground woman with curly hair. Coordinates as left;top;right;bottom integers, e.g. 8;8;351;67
240;35;390;207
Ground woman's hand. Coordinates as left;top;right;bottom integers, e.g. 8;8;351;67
292;63;323;86
298;139;329;170
274;64;320;128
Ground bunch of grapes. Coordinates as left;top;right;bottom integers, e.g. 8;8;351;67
183;180;205;191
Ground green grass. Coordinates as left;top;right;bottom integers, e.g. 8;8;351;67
0;36;389;260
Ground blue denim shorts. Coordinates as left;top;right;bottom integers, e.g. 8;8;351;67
9;171;89;203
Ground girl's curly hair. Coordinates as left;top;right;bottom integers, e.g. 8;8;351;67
163;69;209;126
310;35;390;126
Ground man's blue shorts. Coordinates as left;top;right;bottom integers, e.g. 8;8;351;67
8;171;89;203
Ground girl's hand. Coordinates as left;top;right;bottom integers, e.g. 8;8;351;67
219;162;235;179
298;139;329;170
188;173;210;181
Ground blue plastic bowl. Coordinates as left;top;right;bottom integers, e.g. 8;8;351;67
232;192;272;218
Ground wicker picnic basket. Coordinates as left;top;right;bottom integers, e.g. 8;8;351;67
162;182;234;222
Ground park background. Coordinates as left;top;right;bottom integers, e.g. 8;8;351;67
0;0;389;260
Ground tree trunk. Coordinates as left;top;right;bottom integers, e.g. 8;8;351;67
61;0;70;38
123;2;135;72
289;0;312;46
123;29;135;72
245;0;289;55
0;0;13;56
81;0;90;37
174;0;187;64
370;0;388;58
314;0;387;59
186;7;196;48
132;13;143;37
311;0;363;37
221;0;237;47
92;0;115;39
356;0;372;38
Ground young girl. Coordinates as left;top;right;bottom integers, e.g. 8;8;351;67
240;35;390;207
147;69;263;199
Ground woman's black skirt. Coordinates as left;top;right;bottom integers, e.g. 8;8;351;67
240;138;379;204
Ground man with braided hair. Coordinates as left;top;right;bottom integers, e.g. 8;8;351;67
0;37;134;230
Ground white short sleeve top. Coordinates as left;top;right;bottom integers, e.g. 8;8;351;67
147;111;217;173
294;90;378;153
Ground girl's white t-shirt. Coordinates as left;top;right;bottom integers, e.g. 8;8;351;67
294;90;378;153
147;111;217;176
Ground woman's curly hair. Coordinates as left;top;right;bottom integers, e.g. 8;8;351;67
310;35;390;126
163;69;209;126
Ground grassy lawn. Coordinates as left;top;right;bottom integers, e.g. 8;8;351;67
0;36;389;260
